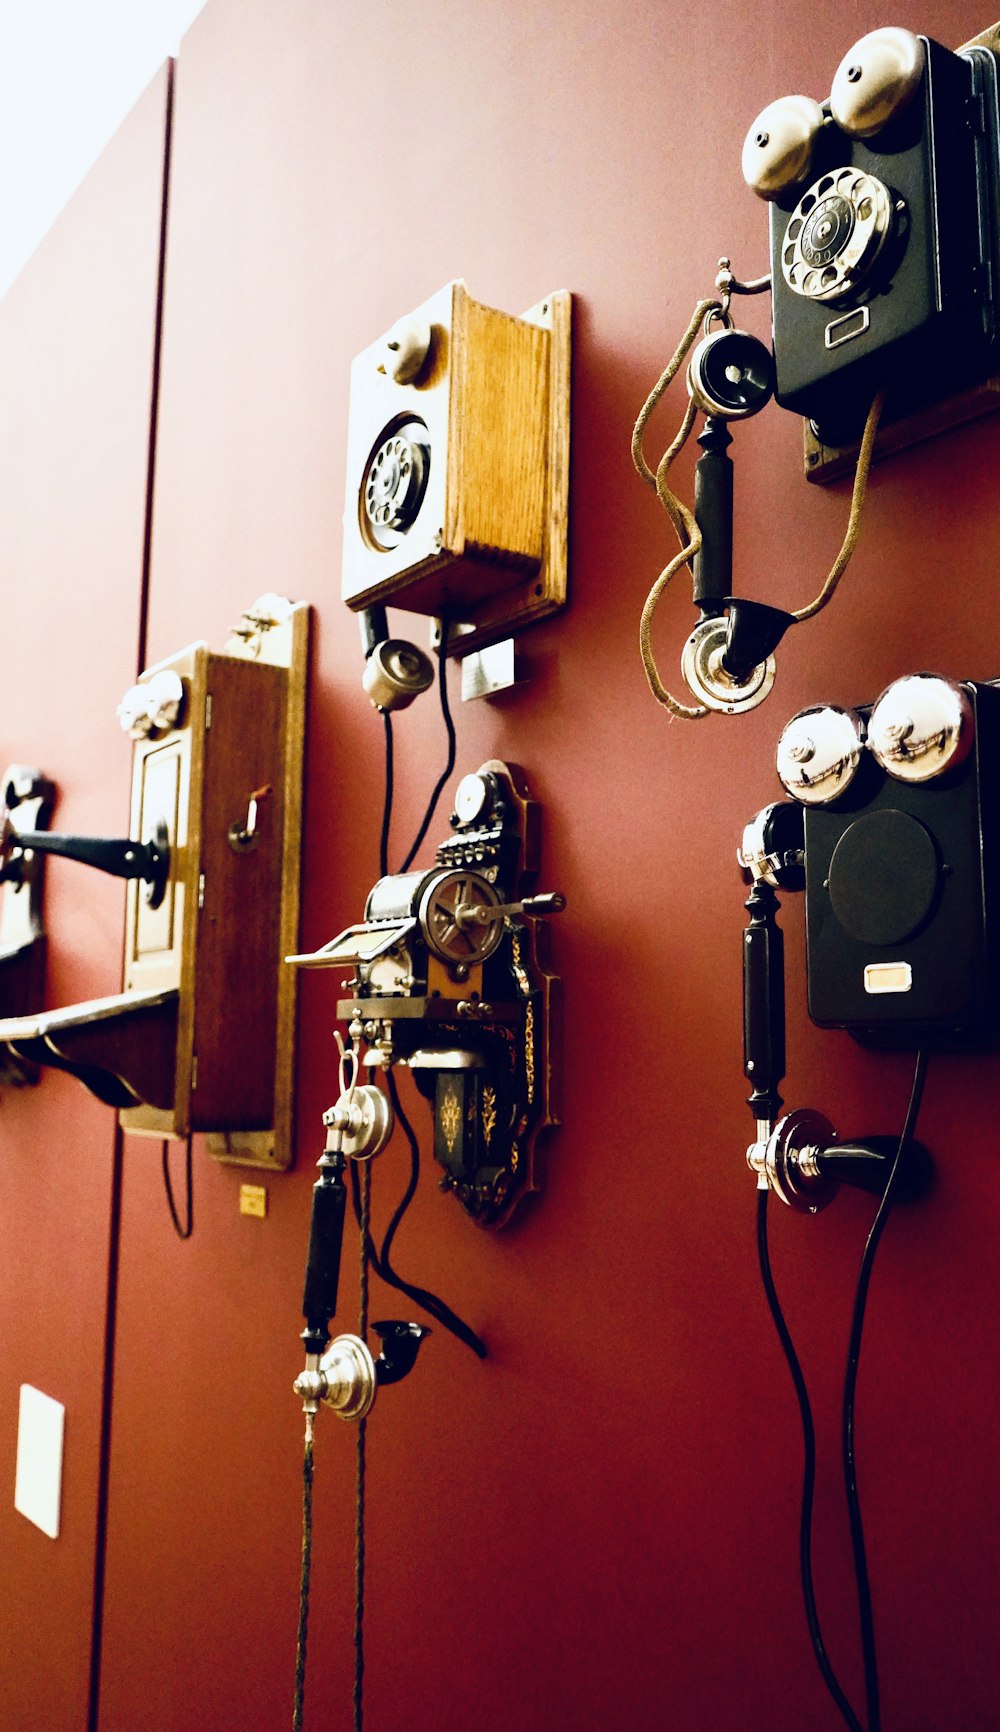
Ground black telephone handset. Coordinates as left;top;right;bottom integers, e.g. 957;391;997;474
744;27;1000;443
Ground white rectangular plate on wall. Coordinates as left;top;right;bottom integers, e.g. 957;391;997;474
14;1384;65;1539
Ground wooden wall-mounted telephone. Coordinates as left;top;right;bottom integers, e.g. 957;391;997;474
341;281;571;656
0;596;310;1170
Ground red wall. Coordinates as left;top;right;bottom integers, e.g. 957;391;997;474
0;69;168;1731
4;5;1000;1729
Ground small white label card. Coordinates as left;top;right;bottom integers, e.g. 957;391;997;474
14;1384;65;1539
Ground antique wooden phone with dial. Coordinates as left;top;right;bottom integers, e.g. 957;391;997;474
342;280;571;655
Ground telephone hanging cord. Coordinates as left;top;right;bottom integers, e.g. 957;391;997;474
790;388;886;622
757;1190;865;1732
348;1071;487;1359
400;635;456;873
291;1435;314;1732
379;709;393;880
631;298;718;719
161;1136;193;1239
353;1158;371;1732
757;1047;929;1732
631;295;886;716
843;1048;928;1732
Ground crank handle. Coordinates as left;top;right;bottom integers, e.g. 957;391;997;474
458;891;566;927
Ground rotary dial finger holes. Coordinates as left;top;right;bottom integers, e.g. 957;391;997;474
782;167;896;301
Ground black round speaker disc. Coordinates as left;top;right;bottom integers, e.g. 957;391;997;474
827;808;940;945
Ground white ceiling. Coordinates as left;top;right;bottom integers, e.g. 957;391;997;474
0;0;208;299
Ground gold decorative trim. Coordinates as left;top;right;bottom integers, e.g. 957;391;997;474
481;1085;497;1146
440;1082;462;1154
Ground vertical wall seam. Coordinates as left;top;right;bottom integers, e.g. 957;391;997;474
86;55;176;1732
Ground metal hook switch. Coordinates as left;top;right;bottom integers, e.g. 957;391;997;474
227;785;273;853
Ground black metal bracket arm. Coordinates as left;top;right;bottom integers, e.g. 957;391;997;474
0;818;170;909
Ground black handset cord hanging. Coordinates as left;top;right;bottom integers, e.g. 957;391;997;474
400;634;456;872
353;1159;371;1732
631;292;884;718
161;1135;193;1239
292;1420;313;1732
348;1073;487;1360
379;708;393;879
757;1048;929;1732
844;1048;928;1732
362;633;483;1357
757;1192;865;1732
292;1150;372;1732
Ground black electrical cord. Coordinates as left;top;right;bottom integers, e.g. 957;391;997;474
842;1048;929;1732
162;1135;193;1239
399;637;456;873
378;708;393;880
757;1187;865;1732
348;1072;487;1359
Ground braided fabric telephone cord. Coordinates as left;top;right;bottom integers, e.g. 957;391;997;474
790;387;885;620
632;294;887;716
354;1159;371;1732
631;297;719;719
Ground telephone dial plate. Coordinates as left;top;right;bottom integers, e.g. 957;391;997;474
341;281;571;656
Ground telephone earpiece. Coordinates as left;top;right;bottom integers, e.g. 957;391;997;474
358;606;435;712
741;93;826;201
687;328;775;420
830;27;925;139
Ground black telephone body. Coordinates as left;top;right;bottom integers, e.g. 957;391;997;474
770;675;1000;1048
758;33;1000;442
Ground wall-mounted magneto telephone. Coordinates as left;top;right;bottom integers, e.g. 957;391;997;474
744;27;1000;444
734;673;1000;1202
342;282;572;656
0;596;310;1170
288;764;563;1729
291;759;563;1227
634;27;1000;726
732;678;996;1731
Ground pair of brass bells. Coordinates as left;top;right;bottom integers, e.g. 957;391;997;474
743;27;925;201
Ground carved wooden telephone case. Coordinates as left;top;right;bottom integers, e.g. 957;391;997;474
0;596;309;1170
